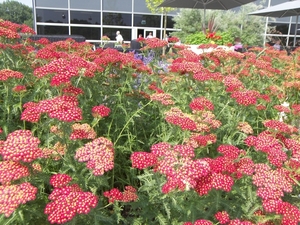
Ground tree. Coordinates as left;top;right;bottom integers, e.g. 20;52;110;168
145;0;174;40
0;0;33;27
171;0;267;46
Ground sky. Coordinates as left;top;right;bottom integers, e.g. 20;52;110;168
0;0;32;7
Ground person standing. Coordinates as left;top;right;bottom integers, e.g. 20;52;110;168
116;31;123;44
146;32;153;39
233;37;244;52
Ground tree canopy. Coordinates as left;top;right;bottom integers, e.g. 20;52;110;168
0;0;33;27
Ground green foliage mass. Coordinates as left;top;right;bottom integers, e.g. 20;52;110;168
184;31;233;45
0;0;33;27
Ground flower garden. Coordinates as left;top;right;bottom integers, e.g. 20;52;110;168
0;19;300;225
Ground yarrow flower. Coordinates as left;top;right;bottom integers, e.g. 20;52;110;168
91;104;111;118
0;69;23;81
215;211;230;224
21;95;82;123
45;174;98;224
0;161;29;184
150;93;175;105
237;122;253;134
183;219;213;225
50;173;73;188
12;85;27;93
75;137;114;176
252;164;293;204
132;142;211;193
70;123;96;140
0;182;37;217
189;97;214;111
0;130;43;162
104;186;138;203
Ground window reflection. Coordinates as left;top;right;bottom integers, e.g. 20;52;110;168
134;14;161;27
70;0;100;10
71;11;101;25
164;16;175;29
71;27;100;40
37;25;69;35
35;0;68;8
133;0;150;13
36;9;68;23
102;0;132;12
103;13;132;26
102;28;131;42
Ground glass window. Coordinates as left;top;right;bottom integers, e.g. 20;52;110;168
37;25;69;35
70;0;101;10
133;0;151;13
163;15;175;29
36;9;68;23
103;0;132;12
103;13;132;26
102;28;132;42
134;14;161;27
71;11;101;25
35;0;68;8
269;22;289;35
71;27;100;40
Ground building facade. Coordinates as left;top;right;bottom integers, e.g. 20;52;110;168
32;0;178;43
32;0;299;45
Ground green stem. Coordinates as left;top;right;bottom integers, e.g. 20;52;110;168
114;100;152;146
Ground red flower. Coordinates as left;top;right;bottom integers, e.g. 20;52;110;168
92;105;111;118
0;182;37;217
75;137;114;176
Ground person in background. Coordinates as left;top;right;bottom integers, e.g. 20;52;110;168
116;31;123;44
233;37;243;52
138;34;143;38
146;32;153;39
273;39;281;51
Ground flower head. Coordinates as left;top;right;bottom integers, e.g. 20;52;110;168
75;137;114;176
92;105;111;118
0;182;37;217
0;130;43;162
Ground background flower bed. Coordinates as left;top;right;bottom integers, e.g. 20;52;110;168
0;20;300;225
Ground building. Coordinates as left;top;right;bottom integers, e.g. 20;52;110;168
32;0;178;43
258;0;300;46
32;0;299;45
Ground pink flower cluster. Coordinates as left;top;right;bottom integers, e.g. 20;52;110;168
263;119;298;134
131;142;211;193
0;130;43;162
185;211;258;225
150;93;175;105
189;97;214;111
45;174;98;224
185;133;217;148
0;69;23;81
21;95;82;123
245;131;287;167
91;104;111;118
33;56;97;86
70;123;96;140
165;107;221;132
0;182;38;217
75;137;114;175
0;161;29;184
230;90;260;106
131;143;254;195
104;186;138;203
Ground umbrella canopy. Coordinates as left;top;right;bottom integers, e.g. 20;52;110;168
248;0;300;46
158;0;256;29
